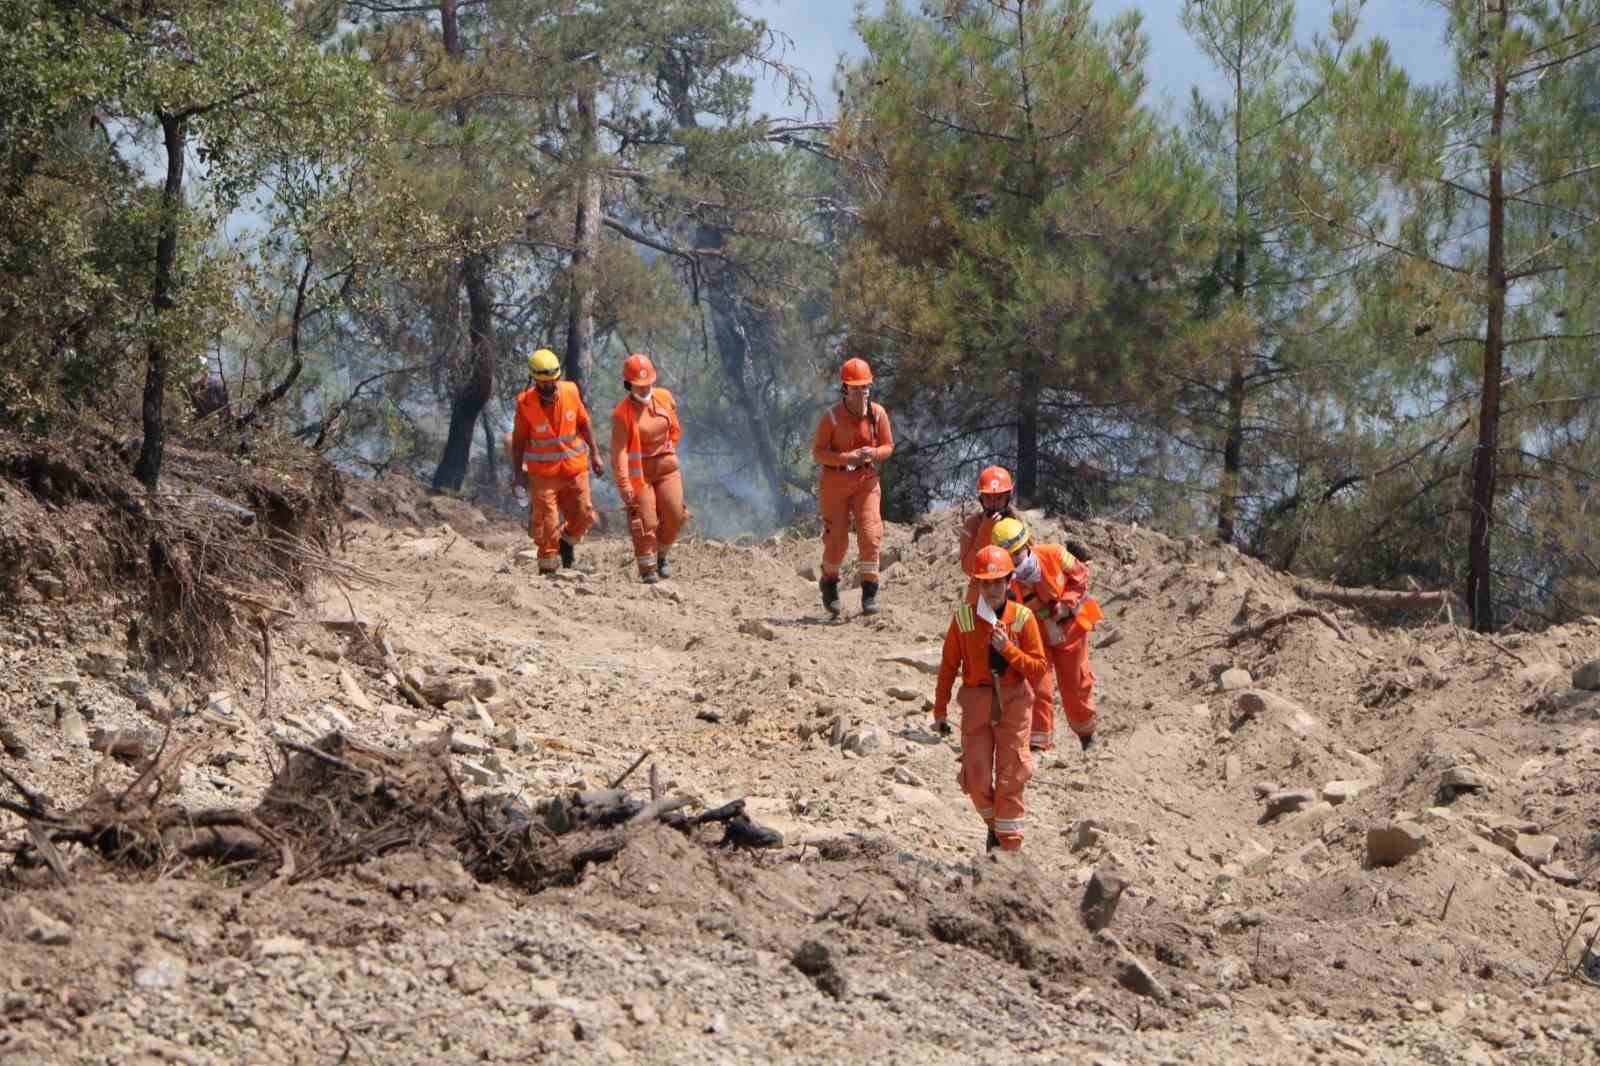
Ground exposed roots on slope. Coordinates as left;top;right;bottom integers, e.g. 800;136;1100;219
0;428;351;670
1;733;777;896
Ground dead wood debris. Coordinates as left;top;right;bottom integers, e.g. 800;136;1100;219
1;733;778;893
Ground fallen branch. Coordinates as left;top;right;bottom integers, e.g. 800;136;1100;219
1295;582;1455;610
1485;637;1529;668
1181;606;1350;656
1229;606;1348;646
609;750;651;789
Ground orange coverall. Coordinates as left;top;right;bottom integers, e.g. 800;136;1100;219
811;400;893;583
611;389;685;575
933;598;1049;850
510;382;596;572
1009;544;1097;749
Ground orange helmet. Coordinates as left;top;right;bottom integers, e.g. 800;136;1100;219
840;358;874;386
972;545;1015;581
622;353;657;386
977;466;1014;494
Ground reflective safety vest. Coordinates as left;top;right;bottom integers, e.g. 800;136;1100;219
611;388;681;495
518;382;589;478
934;597;1048;708
954;601;1033;636
1010;543;1087;645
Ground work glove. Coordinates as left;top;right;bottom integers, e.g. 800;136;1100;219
932;718;952;737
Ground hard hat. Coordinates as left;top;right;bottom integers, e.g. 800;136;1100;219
622;353;657;386
840;357;874;386
972;545;1015;581
977;466;1014;494
991;516;1030;555
529;348;561;380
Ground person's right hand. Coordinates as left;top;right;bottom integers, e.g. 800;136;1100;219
932;718;952;737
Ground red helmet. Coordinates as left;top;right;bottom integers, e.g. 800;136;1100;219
972;545;1016;581
622;353;657;386
977;466;1014;495
840;358;874;386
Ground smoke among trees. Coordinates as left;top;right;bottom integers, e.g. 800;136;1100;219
3;0;1599;632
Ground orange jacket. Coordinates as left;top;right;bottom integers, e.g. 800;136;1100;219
512;382;592;478
959;508;1019;578
1009;543;1090;639
934;599;1048;719
812;400;893;471
610;389;681;497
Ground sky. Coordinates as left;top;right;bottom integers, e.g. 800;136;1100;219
746;0;1458;121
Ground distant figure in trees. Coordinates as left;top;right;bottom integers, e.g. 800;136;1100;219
188;370;230;420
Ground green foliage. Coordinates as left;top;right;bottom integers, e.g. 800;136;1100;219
834;0;1209;513
1304;0;1600;627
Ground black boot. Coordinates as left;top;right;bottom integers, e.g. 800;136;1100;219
820;576;841;616
860;580;880;616
640;568;659;584
1079;733;1096;752
656;555;672;579
558;538;575;569
985;827;1000;852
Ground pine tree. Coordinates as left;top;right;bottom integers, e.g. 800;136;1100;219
1179;0;1365;547
1311;0;1600;630
834;0;1206;511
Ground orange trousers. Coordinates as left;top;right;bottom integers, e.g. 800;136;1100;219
955;680;1035;850
1030;625;1096;749
527;470;594;572
627;458;685;573
819;468;883;582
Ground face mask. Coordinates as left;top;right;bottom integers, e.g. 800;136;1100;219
631;387;653;403
1014;553;1042;585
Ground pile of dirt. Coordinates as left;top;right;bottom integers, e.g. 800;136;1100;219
0;428;346;670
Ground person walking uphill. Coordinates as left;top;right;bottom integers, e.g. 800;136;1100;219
509;348;605;574
932;545;1049;851
959;466;1021;600
611;353;685;584
812;357;894;617
991;517;1100;753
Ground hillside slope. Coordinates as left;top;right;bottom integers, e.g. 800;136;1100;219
1;478;1597;1065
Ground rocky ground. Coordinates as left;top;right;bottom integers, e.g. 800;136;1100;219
1;474;1598;1065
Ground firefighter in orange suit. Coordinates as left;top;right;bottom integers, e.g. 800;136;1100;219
959;465;1022;600
508;348;604;573
811;357;894;616
932;545;1049;851
610;353;685;584
992;517;1098;752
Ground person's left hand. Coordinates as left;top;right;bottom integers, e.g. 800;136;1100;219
590;455;605;478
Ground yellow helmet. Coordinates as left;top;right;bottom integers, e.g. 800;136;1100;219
529;348;562;380
991;516;1030;555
